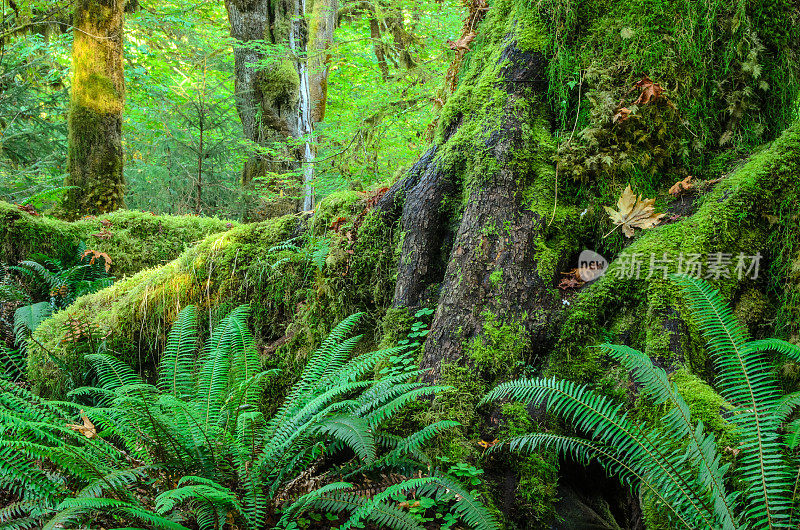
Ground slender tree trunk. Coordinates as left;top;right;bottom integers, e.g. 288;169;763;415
307;0;337;124
63;0;125;218
369;16;389;81
196;108;204;215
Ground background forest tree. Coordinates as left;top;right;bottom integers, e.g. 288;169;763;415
0;0;461;218
1;0;800;528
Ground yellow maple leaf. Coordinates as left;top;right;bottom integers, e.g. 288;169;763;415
603;185;665;238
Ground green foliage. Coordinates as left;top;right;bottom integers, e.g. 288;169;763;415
122;1;247;217
0;244;114;381
0;305;496;528
312;0;463;196
0;32;70;207
483;274;800;529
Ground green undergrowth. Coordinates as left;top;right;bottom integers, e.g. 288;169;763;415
540;0;799;177
0;201;237;277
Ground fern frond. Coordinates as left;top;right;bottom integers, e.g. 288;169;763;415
155;477;242;517
393;420;460;457
673;273;793;528
13;302;52;346
196;342;230;432
74;466;152;500
600;343;738;529
317;416;375;463
0;344;26;382
425;474;500;530
499;432;698;529
745;339;800;362
51;498;191;530
339;478;436;530
482;377;718;528
224;306;261;390
85;354;144;390
158;305;198;398
277;482;354;527
363;385;451;428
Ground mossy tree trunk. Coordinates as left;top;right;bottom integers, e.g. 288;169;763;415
225;0;313;219
378;0;800;525
63;0;126;218
307;0;336;125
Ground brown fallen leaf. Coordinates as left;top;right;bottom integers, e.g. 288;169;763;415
92;229;113;240
668;175;694;196
604;184;665;238
82;249;113;272
665;213;682;223
16;204;39;216
558;270;585;290
558;277;581;290
66;410;97;439
447;31;476;52
478;438;499;455
633;75;664;106
329;216;347;232
725;446;741;458
613;107;632;123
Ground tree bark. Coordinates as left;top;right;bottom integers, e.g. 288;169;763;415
63;0;126;218
224;0;306;219
389;27;557;381
381;0;800;523
307;0;337;125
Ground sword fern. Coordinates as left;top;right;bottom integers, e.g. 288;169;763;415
483;274;800;529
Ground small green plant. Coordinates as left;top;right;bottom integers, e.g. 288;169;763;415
398;307;434;349
483;274;800;529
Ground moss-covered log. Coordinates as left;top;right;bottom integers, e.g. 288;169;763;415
63;0;126;218
27;191;397;397
0;201;237;277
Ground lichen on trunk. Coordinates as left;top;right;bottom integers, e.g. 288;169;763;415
63;0;126;218
225;0;318;218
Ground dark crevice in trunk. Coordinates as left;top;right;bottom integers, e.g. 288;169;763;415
393;153;456;308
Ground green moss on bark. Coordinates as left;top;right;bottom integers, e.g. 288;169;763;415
65;0;126;217
28;215;297;397
550;119;800;383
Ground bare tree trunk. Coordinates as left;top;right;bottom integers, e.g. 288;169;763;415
63;0;125;218
196;101;204;215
